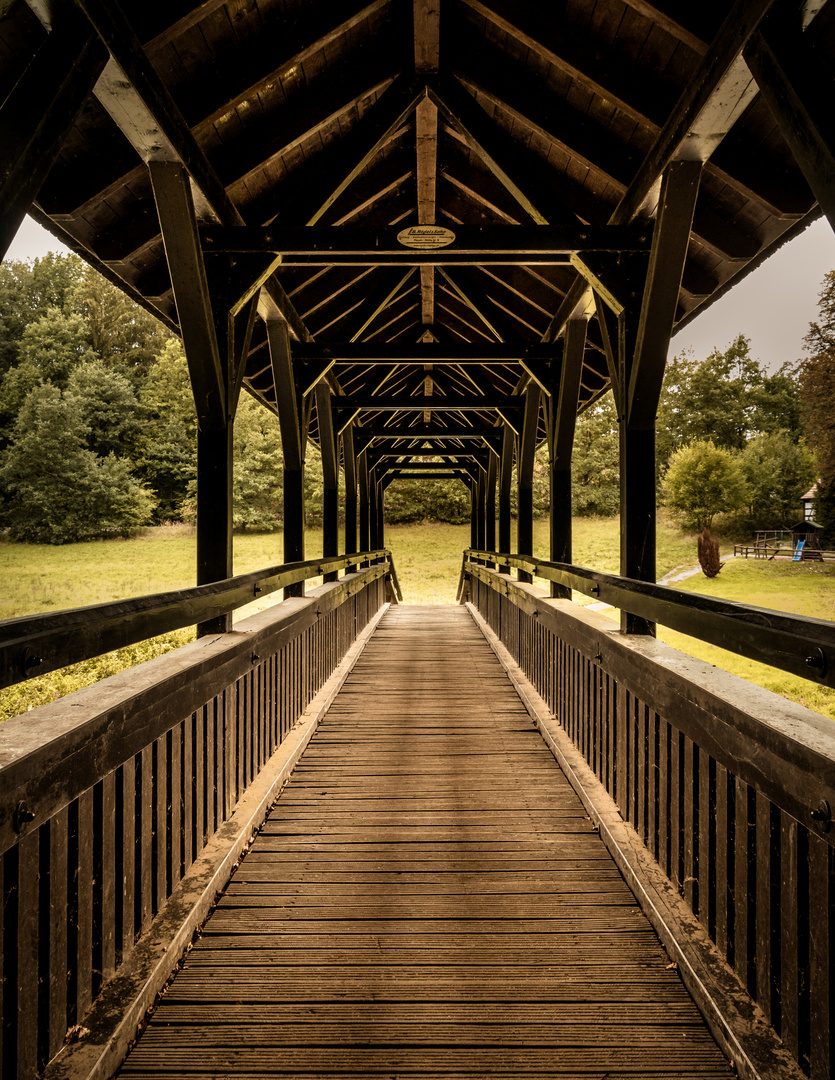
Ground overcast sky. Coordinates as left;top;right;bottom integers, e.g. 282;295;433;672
7;214;835;372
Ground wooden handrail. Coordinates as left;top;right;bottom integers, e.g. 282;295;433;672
462;549;835;687
0;550;392;690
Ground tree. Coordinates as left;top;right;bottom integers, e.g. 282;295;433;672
663;440;748;531
738;431;816;528
801;269;835;483
232;393;284;530
71;265;170;377
67;359;144;458
571;395;620;516
657;336;766;466
0;383;154;543
136;340;197;521
0;254;84;378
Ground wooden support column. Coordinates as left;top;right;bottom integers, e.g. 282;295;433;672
151;161;233;634
550;319;586;598
485;452;497;568
359;449;371;556
0;13;106;260
376;479;385;552
343;424;358;570
621;161;701;633
316;380;339;582
498;423;514;573
475;469;487;554
469;480;479;553
267;319;307;595
517;386;541;584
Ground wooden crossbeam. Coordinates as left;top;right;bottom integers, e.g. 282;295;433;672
200;224;649;256
296;343;548;362
334;396;524;411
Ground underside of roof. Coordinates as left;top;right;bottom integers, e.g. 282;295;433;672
2;0;832;464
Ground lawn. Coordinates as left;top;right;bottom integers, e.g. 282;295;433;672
1;516;832;721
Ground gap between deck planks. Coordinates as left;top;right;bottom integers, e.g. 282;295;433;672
119;605;732;1079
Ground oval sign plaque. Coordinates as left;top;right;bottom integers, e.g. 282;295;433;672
397;225;456;250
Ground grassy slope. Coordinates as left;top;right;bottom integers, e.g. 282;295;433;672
2;516;833;721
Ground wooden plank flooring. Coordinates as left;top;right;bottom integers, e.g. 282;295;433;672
120;606;732;1079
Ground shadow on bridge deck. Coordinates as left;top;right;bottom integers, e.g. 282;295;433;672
118;606;731;1079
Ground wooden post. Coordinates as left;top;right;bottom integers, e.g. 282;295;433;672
343;424;358;571
359;450;370;556
550;319;586;598
151;161;234;635
621;161;701;633
475;469;487;554
485;452;497;568
316;380;339;582
376;479;385;552
266;319;307;596
517;386;540;584
498;424;514;573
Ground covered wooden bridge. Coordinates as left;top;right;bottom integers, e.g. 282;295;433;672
1;1;835;1078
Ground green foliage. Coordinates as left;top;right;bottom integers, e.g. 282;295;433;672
663;439;748;531
0;383;154;543
571;395;619;516
801;269;835;487
738;431;816;529
66;359;143;457
385;476;471;524
657;336;802;471
71;265;170;376
233;394;284;530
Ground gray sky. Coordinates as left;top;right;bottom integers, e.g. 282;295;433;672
7;214;835;371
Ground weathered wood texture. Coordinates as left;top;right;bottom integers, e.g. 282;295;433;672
469;569;835;1080
0;570;387;1079
120;606;730;1079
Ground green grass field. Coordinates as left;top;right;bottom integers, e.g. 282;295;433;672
2;516;833;721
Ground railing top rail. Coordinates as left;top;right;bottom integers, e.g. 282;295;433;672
0;549;392;690
463;549;835;688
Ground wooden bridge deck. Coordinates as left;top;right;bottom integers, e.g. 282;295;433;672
119;605;732;1079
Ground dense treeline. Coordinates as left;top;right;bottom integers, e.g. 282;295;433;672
0;252;825;542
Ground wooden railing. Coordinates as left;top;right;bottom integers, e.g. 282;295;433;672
462;552;834;1080
0;549;398;690
0;556;392;1079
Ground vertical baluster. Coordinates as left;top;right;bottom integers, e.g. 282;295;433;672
647;712;658;860
139;747;153;931
606;675;616;798
636;704;647;842
195;708;206;855
155;735;168;911
76;789;94;1020
669;729;681;891
17;831;39;1078
780;813;799;1059
683;738;697;914
204;703;215;839
99;773;116;985
734;778;752;993
183;717;194;874
658;720;670;877
170;724;183;889
809;833;832;1080
47;809;68;1062
755;792;775;1023
615;685;628;814
120;758;136;957
715;762;729;959
699;751;712;935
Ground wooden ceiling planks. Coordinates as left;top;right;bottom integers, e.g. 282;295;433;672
3;0;832;454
